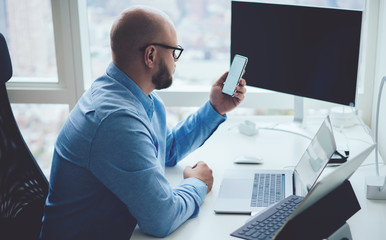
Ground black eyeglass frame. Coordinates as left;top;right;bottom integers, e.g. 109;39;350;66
140;43;184;60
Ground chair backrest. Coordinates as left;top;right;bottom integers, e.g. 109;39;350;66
0;33;12;85
0;33;49;239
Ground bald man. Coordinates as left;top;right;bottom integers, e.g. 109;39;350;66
40;6;246;240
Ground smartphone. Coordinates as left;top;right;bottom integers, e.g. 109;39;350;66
222;54;248;96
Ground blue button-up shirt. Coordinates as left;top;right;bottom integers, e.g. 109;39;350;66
40;62;226;239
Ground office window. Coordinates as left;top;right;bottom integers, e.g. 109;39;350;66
86;0;231;88
85;0;365;123
86;0;363;87
0;0;58;83
12;104;69;178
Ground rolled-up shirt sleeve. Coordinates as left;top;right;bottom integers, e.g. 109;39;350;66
89;110;208;237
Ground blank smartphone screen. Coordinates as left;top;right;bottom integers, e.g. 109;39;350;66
222;55;247;96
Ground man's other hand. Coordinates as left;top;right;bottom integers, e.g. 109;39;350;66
183;161;214;193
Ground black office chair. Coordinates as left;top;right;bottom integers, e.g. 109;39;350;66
0;33;49;239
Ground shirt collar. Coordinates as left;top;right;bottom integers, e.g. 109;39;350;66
106;62;154;120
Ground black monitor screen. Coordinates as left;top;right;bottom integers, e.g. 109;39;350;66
231;1;362;106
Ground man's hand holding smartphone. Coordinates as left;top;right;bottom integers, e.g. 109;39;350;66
222;54;248;96
209;54;248;116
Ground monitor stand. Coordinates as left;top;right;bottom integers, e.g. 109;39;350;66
270;96;314;140
294;96;304;124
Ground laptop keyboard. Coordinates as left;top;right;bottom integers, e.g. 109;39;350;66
231;195;304;240
251;173;285;207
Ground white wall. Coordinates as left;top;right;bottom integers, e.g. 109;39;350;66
372;1;386;162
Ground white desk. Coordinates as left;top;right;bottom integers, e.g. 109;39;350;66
131;116;386;240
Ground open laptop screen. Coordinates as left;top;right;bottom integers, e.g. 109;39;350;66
293;117;336;196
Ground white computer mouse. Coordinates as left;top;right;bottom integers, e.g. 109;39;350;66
234;156;264;164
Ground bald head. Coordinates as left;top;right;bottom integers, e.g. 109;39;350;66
110;6;175;67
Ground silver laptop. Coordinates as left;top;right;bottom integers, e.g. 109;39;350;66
214;116;336;214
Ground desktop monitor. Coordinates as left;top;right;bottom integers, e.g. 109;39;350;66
231;1;362;107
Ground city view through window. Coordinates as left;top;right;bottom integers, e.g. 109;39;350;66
87;0;232;88
0;0;57;82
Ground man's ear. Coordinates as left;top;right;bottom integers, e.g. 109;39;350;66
144;47;156;68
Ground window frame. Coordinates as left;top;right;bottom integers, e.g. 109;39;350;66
6;0;91;109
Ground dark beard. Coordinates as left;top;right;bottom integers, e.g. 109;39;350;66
152;59;173;90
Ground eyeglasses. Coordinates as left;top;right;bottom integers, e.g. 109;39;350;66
140;43;184;60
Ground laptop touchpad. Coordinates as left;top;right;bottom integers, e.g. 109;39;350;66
219;178;252;199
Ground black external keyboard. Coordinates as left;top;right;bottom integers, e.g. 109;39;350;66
231;195;304;240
